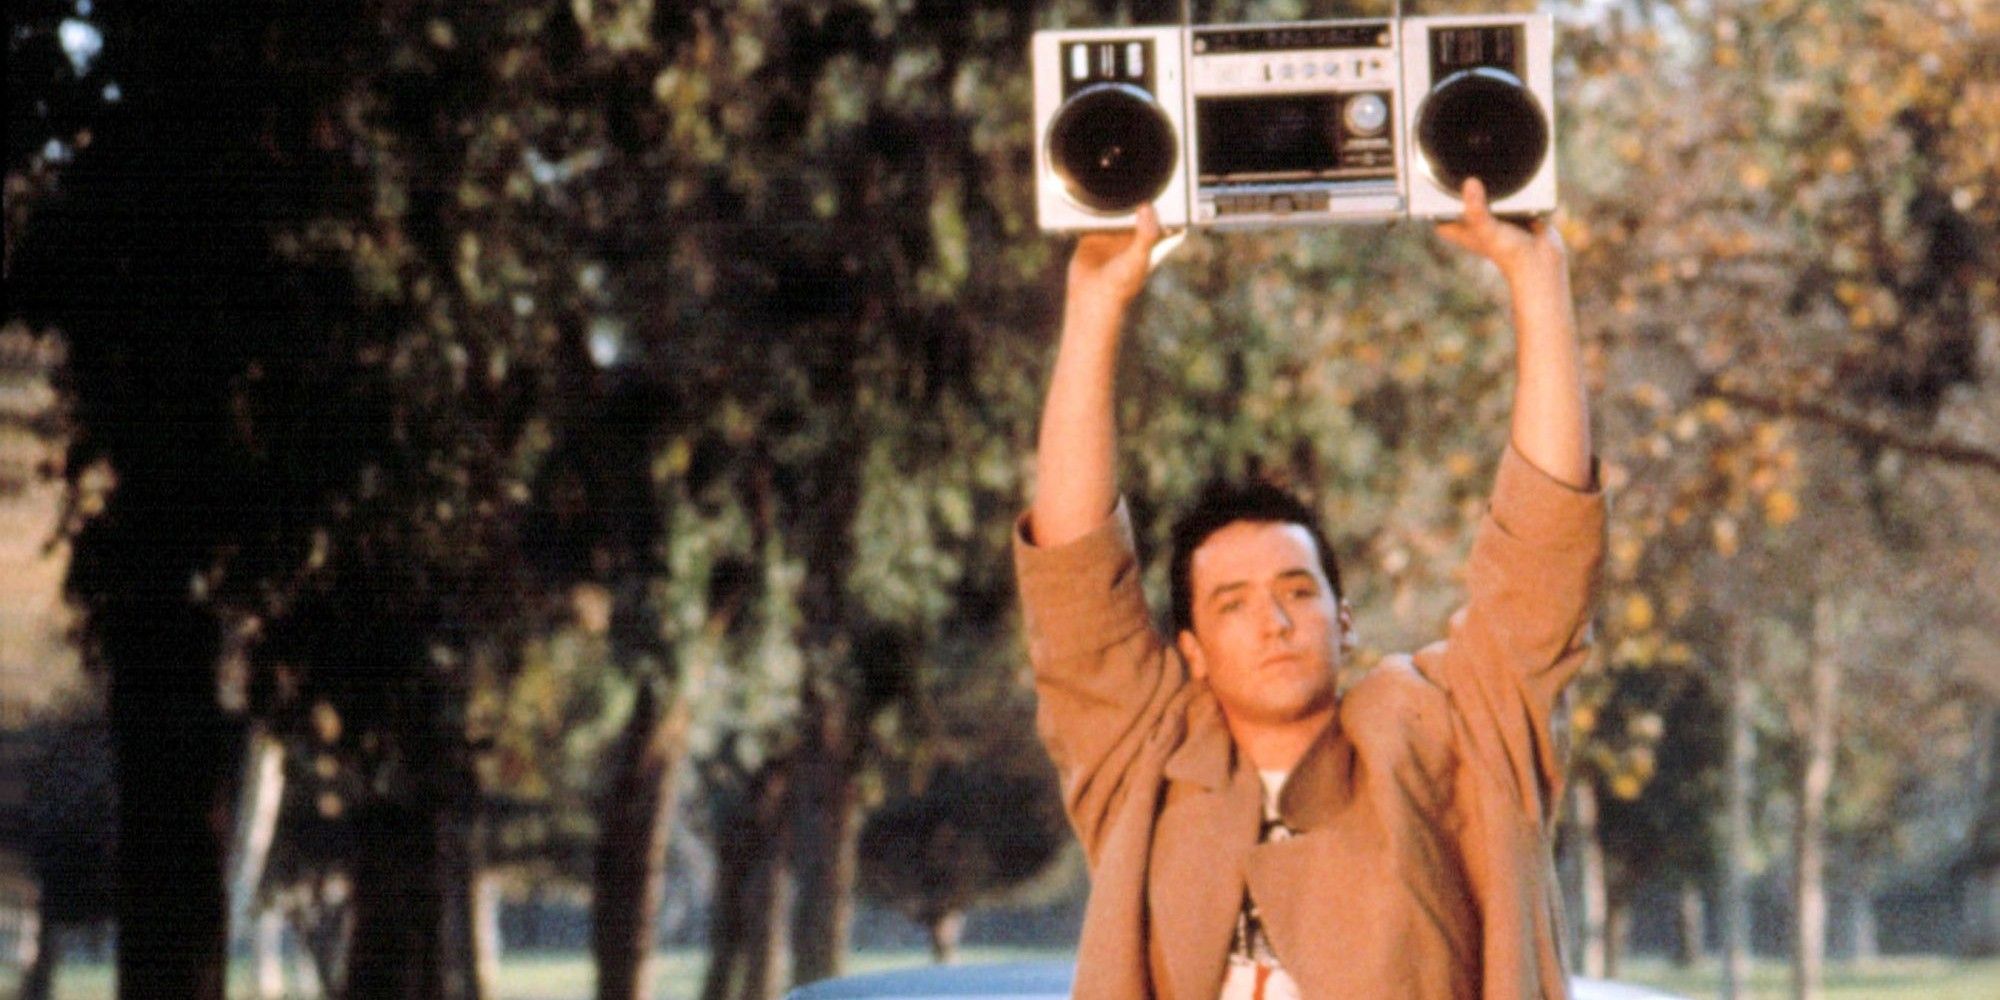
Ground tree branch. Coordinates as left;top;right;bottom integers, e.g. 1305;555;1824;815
1695;378;2000;475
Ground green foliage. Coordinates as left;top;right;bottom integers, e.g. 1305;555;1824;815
8;0;1999;978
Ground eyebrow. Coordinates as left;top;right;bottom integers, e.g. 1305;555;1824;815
1203;569;1318;604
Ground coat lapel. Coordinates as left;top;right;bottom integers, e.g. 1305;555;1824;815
1275;715;1355;832
1151;686;1260;1000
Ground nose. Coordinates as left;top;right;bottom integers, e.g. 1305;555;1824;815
1261;595;1294;637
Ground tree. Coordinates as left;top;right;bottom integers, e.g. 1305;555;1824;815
1561;3;2000;994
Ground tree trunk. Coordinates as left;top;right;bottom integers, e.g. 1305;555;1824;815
477;870;505;995
1791;598;1842;1000
1676;879;1706;968
255;906;287;1000
1845;889;1878;962
12;894;39;970
699;759;793;1000
106;606;235;1000
1721;622;1759;1000
1605;889;1630;980
790;688;862;986
593;680;691;1000
285;876;353;997
927;909;964;965
20;913;57;1000
1573;779;1608;978
343;801;488;1000
228;730;286;939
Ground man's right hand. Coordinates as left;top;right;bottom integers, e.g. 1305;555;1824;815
1065;204;1168;320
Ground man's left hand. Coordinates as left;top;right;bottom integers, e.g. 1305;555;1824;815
1433;177;1566;287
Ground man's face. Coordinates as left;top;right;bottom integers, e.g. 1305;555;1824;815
1176;520;1351;730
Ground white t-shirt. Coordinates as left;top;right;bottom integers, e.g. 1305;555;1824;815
1217;770;1302;1000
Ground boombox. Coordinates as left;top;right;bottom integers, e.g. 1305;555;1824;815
1032;12;1556;230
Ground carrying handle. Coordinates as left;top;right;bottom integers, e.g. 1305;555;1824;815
1181;0;1407;24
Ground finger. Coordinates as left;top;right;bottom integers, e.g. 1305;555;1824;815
1147;228;1188;272
1134;202;1162;245
1116;203;1165;269
1461;177;1499;237
1434;220;1477;252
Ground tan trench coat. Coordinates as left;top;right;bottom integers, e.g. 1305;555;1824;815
1014;446;1606;999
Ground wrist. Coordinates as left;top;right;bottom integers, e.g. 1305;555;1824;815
1499;249;1569;299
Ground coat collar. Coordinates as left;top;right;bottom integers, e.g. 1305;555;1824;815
1163;678;1355;831
1276;716;1356;831
1162;681;1234;790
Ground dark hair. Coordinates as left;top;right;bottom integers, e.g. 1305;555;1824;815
1169;480;1343;636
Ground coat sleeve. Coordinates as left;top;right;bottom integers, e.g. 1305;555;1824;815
1417;444;1607;829
1014;499;1185;863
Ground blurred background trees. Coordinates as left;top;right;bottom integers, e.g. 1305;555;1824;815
2;1;1997;1000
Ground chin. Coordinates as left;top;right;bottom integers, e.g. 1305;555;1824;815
1255;683;1337;725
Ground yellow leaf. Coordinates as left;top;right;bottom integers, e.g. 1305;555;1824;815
1713;517;1740;557
1572;705;1598;735
1610;772;1646;801
312;702;342;744
1764;489;1800;527
1613;536;1644;570
1624;594;1657;631
1628;712;1665;741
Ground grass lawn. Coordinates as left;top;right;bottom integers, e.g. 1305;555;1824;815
7;950;2000;998
1616;954;2000;1000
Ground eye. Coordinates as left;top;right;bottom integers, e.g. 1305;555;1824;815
1217;598;1245;614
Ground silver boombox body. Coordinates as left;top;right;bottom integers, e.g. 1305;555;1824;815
1032;13;1556;230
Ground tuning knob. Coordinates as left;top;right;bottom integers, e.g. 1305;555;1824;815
1343;93;1390;136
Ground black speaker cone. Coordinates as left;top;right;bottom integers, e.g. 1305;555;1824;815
1416;67;1549;200
1048;83;1179;214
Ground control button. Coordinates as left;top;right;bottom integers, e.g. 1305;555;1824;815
1070;45;1089;81
1344;93;1390;136
1279;64;1294;80
1302;63;1316;79
1127;42;1145;77
1325;60;1340;76
1271;195;1294;214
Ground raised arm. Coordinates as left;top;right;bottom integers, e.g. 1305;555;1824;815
1016;209;1182;860
1426;180;1604;825
1029;206;1167;546
1435;178;1592;489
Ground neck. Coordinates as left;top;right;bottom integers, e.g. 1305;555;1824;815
1226;705;1337;773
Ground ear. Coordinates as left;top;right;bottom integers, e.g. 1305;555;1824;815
1337;600;1358;652
1177;629;1209;681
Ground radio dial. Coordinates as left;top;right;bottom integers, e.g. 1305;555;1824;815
1344;93;1389;136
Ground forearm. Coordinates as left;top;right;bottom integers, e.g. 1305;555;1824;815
1504;258;1592;489
1031;298;1127;547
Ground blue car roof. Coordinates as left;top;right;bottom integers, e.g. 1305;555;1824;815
784;961;1689;999
786;962;1072;999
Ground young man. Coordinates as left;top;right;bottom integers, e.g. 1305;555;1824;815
1015;179;1605;999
